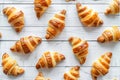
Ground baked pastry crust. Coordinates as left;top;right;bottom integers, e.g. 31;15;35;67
2;53;24;76
36;51;65;69
45;9;66;39
97;26;120;43
91;52;112;80
10;36;42;54
3;7;24;32
76;3;103;27
69;37;89;64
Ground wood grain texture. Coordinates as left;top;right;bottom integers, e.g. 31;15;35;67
0;0;120;80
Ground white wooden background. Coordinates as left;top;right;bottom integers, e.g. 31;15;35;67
0;0;120;80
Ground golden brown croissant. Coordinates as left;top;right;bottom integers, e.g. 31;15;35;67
3;7;24;32
2;53;24;76
105;0;120;14
36;51;65;69
45;9;66;39
10;36;42;54
97;26;120;43
69;37;89;64
91;52;112;80
34;0;51;19
35;72;50;80
76;3;103;27
64;66;80;80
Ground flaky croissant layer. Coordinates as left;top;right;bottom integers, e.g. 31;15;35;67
76;3;103;27
91;52;112;80
10;36;42;54
2;53;24;76
36;51;65;69
3;7;24;32
69;37;89;64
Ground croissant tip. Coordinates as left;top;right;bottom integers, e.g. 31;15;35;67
104;8;111;15
106;52;112;58
92;75;97;80
10;47;15;52
76;3;81;8
97;36;105;43
60;54;65;60
68;37;74;42
60;9;66;15
74;66;80;71
19;68;25;74
45;34;51;40
36;37;42;43
2;53;9;59
38;72;43;76
36;64;41;69
3;7;8;14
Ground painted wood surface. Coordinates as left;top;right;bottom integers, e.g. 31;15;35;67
0;0;120;80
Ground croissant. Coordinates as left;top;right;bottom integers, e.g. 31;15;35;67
34;0;51;19
36;51;65;69
0;32;2;38
69;37;89;64
10;36;42;54
64;66;80;80
45;9;66;39
91;52;112;80
105;0;120;14
76;3;103;27
3;7;24;32
35;72;50;80
2;53;24;76
97;26;120;43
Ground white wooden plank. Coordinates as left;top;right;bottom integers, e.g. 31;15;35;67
0;27;120;41
0;4;119;27
1;0;110;4
0;41;120;66
0;67;120;80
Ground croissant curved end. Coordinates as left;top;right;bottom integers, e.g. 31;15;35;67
2;7;8;14
74;66;80;71
60;54;65;60
2;53;9;59
97;36;105;43
76;3;82;9
38;72;43;77
36;63;41;69
18;68;25;75
100;20;103;25
45;34;51;39
60;9;66;15
104;8;111;15
106;52;112;58
36;37;42;43
10;46;16;52
91;75;97;80
68;37;74;43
